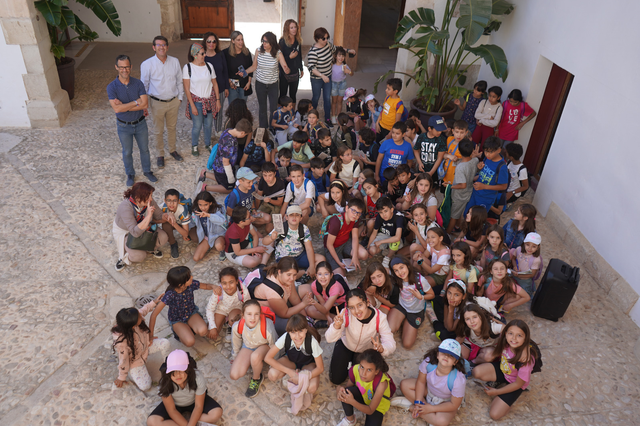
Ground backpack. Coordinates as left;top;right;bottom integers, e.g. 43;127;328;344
306;171;330;198
437;138;459;180
206;143;219;171
425;362;458;392
528;340;543;374
178;193;193;215
187;62;212;78
223;188;242;223
349;367;397;399
237;306;276;339
438;184;453;229
507;162;528;198
319;213;344;238
243;267;285;301
218;279;245;303
314;274;350;301
344;307;380;333
289;178;316;203
284;332;314;358
398;100;409;122
274;222;307;248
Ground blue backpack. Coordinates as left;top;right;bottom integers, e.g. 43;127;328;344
206;143;219;171
223;188;241;224
289;178;316;202
425;363;458;392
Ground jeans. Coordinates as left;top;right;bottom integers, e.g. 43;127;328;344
279;76;299;103
191;101;214;147
311;77;332;121
214;91;227;133
227;87;247;104
116;118;151;176
256;80;279;128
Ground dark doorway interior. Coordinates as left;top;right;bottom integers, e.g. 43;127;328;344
524;63;573;187
358;0;403;48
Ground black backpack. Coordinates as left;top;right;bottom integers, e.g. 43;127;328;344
284;332;314;357
274;222;306;248
315;274;350;300
515;340;543;374
246;267;285;301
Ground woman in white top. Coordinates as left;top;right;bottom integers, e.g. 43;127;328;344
183;43;221;157
243;31;290;128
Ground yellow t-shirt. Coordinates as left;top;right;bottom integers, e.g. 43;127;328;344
379;96;404;131
351;364;392;414
442;136;463;184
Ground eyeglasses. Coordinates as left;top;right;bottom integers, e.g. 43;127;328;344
206;40;217;44
117;66;131;70
262;39;269;44
154;43;167;47
349;208;362;217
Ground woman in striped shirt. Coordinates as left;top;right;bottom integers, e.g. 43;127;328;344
243;31;290;128
306;27;356;127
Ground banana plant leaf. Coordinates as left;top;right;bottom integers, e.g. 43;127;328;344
395;8;436;42
75;0;121;36
491;0;515;16
34;0;62;26
465;44;508;81
456;0;492;46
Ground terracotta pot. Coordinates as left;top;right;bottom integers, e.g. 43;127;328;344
57;57;75;100
410;98;457;130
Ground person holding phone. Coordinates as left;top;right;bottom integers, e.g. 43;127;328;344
223;31;254;103
279;19;304;103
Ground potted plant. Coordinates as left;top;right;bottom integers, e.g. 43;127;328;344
35;0;121;99
375;0;513;122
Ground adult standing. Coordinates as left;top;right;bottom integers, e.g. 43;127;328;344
223;31;254;104
107;55;156;187
243;32;290;129
113;182;174;271
203;32;230;140
306;28;356;127
140;36;184;169
183;43;221;157
278;19;304;103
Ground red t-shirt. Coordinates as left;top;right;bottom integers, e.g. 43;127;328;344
225;223;251;253
323;213;356;248
498;101;534;142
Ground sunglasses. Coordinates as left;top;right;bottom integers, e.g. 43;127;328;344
206;40;217;44
323;36;330;41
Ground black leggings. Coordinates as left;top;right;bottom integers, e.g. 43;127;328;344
330;339;357;384
279;76;299;103
342;385;385;426
432;293;457;341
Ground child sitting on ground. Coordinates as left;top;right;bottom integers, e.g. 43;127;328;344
205;267;244;340
224;205;272;269
310;128;337;170
189;191;227;262
277;130;315;168
272;96;295;146
276;148;293;180
240;128;275;172
345;87;369;131
333;113;357;149
255;162;286;222
367;197;405;267
281;164;316;225
306;157;331;198
329;145;361;189
160;189;192;259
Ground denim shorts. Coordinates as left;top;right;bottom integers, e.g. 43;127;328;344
168;305;200;326
331;79;347;96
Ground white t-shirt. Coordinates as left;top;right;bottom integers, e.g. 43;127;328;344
507;162;528;196
284;180;316;206
329;159;360;187
323;192;346;213
426;244;450;276
275;333;323;359
403;188;438;207
399;275;431;313
182;63;216;98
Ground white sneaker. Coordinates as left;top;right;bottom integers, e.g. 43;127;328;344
196;421;216;426
382;256;390;269
390;396;412;410
331;115;337;124
336;417;357;426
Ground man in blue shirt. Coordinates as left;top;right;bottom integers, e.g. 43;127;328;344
107;55;156;187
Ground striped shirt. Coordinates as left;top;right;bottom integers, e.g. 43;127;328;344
306;43;336;80
255;51;280;84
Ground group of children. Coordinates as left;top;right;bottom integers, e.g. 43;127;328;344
113;76;545;425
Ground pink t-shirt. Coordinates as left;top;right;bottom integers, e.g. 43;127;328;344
418;358;466;399
485;279;522;302
426;244;450;276
510;247;542;274
311;274;347;306
500;347;534;389
498;101;534;142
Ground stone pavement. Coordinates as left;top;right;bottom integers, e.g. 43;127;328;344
1;67;640;426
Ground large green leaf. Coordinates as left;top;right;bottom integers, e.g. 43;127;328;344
34;0;62;26
58;6;76;32
395;7;436;42
466;44;508;81
75;0;121;36
491;0;514;16
72;14;99;41
446;86;469;101
456;0;492;46
51;43;66;60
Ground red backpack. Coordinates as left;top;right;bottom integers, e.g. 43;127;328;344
237;306;276;339
348;367;397;399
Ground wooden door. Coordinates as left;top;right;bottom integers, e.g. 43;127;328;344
181;0;234;39
524;64;574;178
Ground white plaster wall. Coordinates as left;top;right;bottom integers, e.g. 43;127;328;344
67;0;162;43
0;28;30;127
474;0;640;324
301;0;336;44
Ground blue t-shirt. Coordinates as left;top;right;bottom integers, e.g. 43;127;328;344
272;107;292;128
467;158;508;211
227;187;254;211
378;139;415;178
305;171;330;197
243;138;274;165
106;77;146;122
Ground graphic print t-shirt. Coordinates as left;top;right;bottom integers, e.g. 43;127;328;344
378;139;414;178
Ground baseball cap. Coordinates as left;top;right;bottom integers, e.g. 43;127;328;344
166;349;189;373
364;94;375;103
343;87;356;100
524;232;542;245
236;167;258;181
438;339;461;360
287;205;302;216
428;115;447;132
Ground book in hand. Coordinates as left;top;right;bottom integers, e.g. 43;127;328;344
272;214;285;235
278;166;289;178
343;258;357;272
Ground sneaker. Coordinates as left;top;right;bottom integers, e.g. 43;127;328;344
205;144;212;153
126;175;135;187
192;146;199;157
170;151;184;162
390;396;412;410
170;243;179;259
152;250;163;258
196;421;216;426
218;251;227;262
314;320;329;329
134;294;155;309
331;115;337;124
335;417;356;426
144;172;158;183
115;259;126;271
245;373;263;398
157;157;165;168
299;273;312;284
382;256;390;269
325;119;334;128
193;181;207;200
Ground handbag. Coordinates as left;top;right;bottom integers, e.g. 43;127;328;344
126;230;158;251
284;71;299;82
